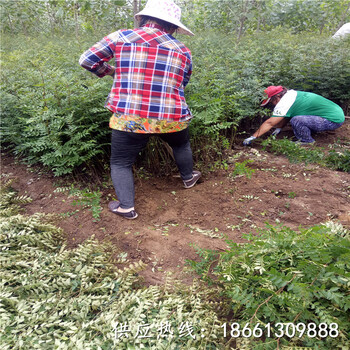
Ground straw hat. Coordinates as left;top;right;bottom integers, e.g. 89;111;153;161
135;0;194;36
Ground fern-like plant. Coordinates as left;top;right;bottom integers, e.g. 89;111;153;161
0;178;224;350
189;223;350;349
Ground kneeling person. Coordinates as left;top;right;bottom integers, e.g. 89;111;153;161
243;86;345;145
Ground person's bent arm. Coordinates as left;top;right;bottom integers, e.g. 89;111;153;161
243;116;286;145
253;117;286;138
79;35;117;78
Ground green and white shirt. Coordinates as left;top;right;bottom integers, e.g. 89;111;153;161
272;90;345;123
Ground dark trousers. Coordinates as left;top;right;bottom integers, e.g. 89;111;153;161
110;128;193;209
290;115;344;143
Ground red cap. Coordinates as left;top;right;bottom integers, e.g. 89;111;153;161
261;85;284;106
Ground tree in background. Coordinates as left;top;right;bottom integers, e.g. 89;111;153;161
1;0;349;37
267;0;350;34
179;0;350;39
0;0;132;36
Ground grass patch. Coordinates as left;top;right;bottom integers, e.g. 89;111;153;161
262;138;350;172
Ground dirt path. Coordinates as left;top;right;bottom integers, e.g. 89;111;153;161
1;123;349;285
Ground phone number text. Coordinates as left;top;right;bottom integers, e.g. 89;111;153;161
221;322;339;338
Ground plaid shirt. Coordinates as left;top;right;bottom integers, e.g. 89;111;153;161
79;24;193;122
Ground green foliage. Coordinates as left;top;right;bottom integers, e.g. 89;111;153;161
180;0;350;38
262;138;325;164
0;180;223;349
186;32;265;139
265;0;349;34
0;36;111;176
325;150;350;172
54;185;103;220
189;223;350;349
71;189;102;220
0;0;130;36
262;138;350;172
288;192;296;199
230;159;256;179
3;0;348;38
0;177;32;217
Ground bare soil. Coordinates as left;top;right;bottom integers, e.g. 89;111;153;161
1;122;349;286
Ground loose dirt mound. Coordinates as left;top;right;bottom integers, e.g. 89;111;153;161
1;122;349;285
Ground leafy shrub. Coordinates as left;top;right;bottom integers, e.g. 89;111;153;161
189;223;350;349
0;179;223;349
0;37;111;176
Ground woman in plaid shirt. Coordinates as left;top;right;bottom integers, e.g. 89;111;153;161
80;0;201;219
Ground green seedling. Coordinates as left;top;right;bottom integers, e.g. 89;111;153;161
231;159;256;179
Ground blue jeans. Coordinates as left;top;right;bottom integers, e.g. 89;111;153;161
290;115;344;143
110;128;193;209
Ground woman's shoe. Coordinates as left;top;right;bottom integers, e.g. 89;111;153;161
108;201;138;220
183;171;202;189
